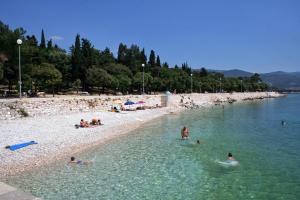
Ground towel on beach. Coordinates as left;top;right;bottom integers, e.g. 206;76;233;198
5;141;38;151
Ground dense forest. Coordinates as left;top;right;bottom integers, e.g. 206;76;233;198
0;21;269;96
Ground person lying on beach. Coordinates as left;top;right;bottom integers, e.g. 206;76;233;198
68;157;92;165
90;118;103;125
80;119;89;127
181;126;189;139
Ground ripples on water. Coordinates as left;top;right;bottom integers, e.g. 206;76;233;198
6;94;300;200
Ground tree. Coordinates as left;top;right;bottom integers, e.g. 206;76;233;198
0;63;3;81
156;55;161;67
40;29;46;48
199;67;208;77
71;34;82;82
117;43;127;64
140;48;147;64
133;72;153;93
31;63;62;96
47;39;53;49
162;62;169;69
73;79;81;94
86;67;114;94
148;50;155;67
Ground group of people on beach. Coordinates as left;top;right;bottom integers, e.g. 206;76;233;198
75;118;103;128
180;126;238;163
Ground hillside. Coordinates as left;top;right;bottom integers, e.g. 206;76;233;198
201;69;300;90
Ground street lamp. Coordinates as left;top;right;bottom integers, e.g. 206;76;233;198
219;77;222;93
240;79;243;92
17;39;22;98
142;64;145;94
190;73;193;93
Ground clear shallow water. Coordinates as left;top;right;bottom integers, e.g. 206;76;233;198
5;94;300;200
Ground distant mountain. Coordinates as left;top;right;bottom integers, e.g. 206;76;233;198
260;71;300;90
198;68;300;90
222;69;253;77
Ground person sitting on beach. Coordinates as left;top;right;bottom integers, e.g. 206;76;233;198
80;119;89;127
90;118;102;125
181;126;189;139
68;157;92;165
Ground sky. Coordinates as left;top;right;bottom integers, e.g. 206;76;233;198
1;0;300;73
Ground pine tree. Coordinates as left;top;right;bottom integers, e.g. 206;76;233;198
140;48;147;64
47;39;53;49
40;29;46;48
71;34;82;82
162;62;169;68
156;55;161;67
117;43;127;64
148;50;155;67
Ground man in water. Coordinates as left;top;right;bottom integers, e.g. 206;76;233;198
68;157;92;165
181;126;189;139
281;120;287;126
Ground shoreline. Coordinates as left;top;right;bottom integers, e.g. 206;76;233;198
0;92;284;178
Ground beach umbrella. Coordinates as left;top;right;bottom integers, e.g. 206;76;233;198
136;100;145;104
124;101;135;105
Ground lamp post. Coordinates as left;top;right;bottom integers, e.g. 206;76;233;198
240;79;243;92
142;64;145;94
219;77;222;93
17;39;22;98
190;73;193;93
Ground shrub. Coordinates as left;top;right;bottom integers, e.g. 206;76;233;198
18;108;29;117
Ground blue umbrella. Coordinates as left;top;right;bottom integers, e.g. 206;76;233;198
124;101;135;105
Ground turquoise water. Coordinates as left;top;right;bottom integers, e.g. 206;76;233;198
5;94;300;199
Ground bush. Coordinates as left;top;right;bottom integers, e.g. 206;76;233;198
18;108;29;117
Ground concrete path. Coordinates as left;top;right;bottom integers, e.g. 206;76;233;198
0;182;40;200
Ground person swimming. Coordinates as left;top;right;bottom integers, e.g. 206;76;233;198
216;152;239;167
197;140;200;144
228;152;235;160
181;126;189;139
68;157;92;165
281;120;287;126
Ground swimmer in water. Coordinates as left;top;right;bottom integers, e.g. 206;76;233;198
68;157;92;165
181;126;189;139
197;140;200;144
228;152;235;160
281;120;287;126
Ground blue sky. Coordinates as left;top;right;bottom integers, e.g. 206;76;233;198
1;0;300;73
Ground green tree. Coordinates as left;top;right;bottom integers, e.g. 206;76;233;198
32;63;62;96
71;34;82;82
133;72;153;94
117;43;127;64
40;29;46;48
73;79;81;94
47;39;52;49
156;55;161;67
148;50;155;67
86;67;114;94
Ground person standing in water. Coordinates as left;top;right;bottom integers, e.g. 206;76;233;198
181;126;189;139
